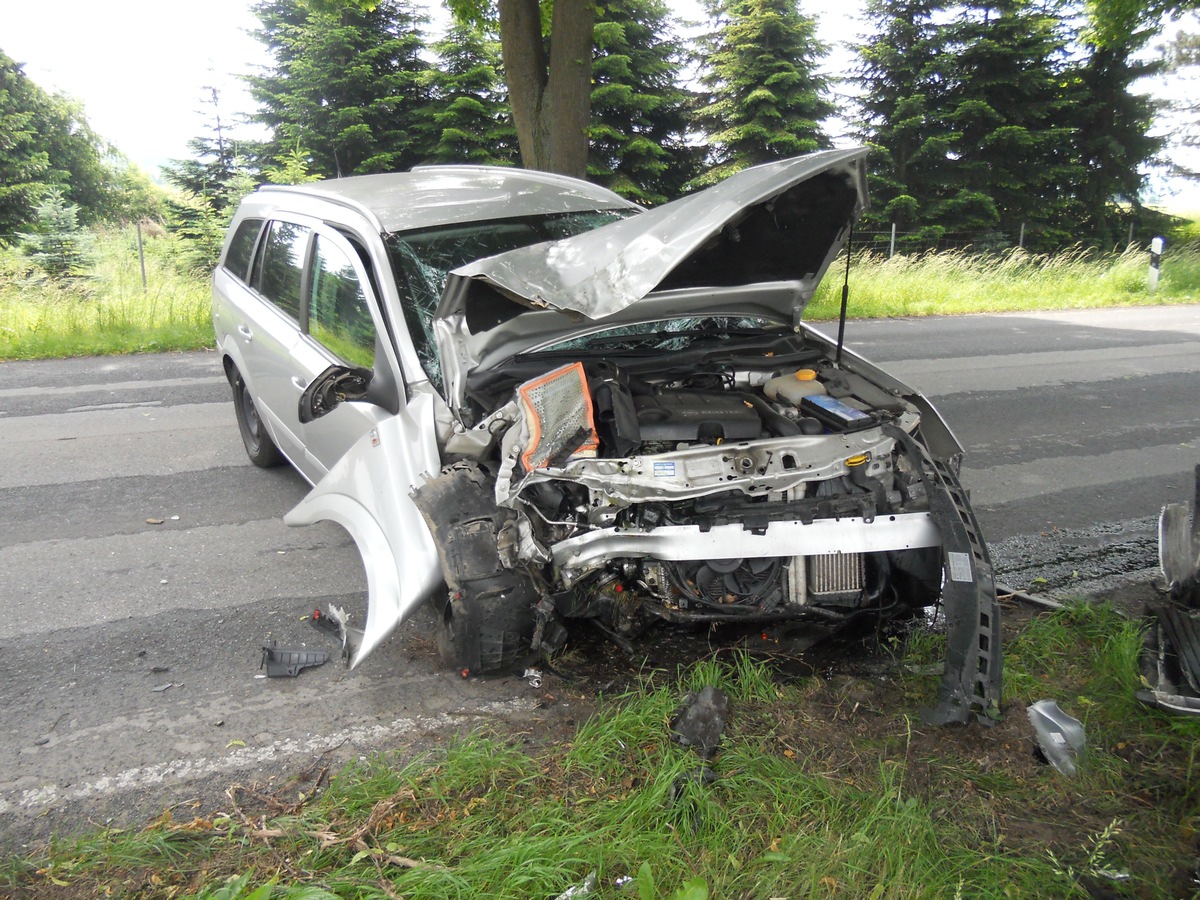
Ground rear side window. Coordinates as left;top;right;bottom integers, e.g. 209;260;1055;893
223;218;262;282
258;221;310;320
308;235;376;368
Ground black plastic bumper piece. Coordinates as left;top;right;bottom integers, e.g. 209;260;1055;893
884;425;1003;725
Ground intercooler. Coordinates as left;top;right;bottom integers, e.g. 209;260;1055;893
786;552;866;605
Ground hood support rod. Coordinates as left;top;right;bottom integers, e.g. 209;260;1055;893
835;224;853;367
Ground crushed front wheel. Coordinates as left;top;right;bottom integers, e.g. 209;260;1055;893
413;464;538;674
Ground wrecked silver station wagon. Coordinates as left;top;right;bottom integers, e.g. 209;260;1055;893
213;149;1001;724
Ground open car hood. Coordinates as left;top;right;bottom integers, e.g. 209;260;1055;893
434;148;868;408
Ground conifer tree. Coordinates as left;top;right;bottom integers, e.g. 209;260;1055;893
247;0;432;177
853;0;953;240
934;0;1078;246
589;0;698;204
691;0;833;187
422;25;518;166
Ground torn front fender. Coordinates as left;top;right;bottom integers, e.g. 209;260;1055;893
284;395;443;667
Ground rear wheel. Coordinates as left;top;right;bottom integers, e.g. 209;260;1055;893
229;369;285;468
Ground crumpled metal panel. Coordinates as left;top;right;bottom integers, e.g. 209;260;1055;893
439;148;868;322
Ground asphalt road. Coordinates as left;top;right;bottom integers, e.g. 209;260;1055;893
2;305;1199;850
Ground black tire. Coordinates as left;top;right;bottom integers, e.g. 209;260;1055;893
436;580;536;674
229;369;285;468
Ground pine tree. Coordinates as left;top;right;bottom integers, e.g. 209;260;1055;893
247;0;433;177
853;0;954;241
934;0;1078;247
692;0;833;187
20;188;94;279
1067;39;1162;247
422;25;518;166
589;0;698;205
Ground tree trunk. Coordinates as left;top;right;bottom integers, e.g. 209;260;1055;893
497;0;594;177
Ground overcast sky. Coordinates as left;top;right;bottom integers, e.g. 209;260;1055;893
5;0;1195;208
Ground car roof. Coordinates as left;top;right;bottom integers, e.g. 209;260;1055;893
254;166;640;234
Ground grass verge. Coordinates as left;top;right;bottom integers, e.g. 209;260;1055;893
0;226;213;360
6;601;1198;898
806;244;1200;319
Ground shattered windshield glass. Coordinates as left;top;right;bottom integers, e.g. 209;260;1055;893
386;210;633;389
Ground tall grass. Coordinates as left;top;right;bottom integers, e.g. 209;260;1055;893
807;243;1200;319
0;224;213;359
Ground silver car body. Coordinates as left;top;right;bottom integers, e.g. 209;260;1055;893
214;150;1001;725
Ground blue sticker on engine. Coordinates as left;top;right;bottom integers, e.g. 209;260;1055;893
653;462;676;477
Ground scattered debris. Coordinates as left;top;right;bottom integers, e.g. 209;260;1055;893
1159;464;1200;606
145;518;164;525
1139;464;1200;715
152;682;180;693
523;667;544;689
671;686;729;760
553;871;597;899
996;582;1065;611
260;645;330;678
1137;605;1200;715
308;608;342;639
1027;699;1086;776
33;737;49;747
150;666;169;674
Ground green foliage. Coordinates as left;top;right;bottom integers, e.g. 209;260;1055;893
20;188;94;279
165;164;258;273
690;0;832;187
806;244;1200;318
0;224;213;359
247;0;434;177
421;25;518;166
588;0;699;205
263;144;324;184
854;0;1163;251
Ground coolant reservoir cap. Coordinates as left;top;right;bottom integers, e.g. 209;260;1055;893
795;369;817;381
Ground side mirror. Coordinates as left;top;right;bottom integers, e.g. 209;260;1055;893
299;365;374;423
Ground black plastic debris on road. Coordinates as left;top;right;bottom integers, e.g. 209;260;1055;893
260;644;330;677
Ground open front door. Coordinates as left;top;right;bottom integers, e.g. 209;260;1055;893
284;392;443;666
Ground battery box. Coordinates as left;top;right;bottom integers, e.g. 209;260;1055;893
800;394;878;432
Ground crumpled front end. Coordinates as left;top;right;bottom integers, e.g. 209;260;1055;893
428;344;1001;723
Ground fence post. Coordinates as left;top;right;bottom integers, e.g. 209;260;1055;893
1018;223;1025;249
889;222;896;258
1149;236;1164;291
1127;222;1134;247
136;221;148;294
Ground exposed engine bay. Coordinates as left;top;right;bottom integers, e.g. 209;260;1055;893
412;328;997;726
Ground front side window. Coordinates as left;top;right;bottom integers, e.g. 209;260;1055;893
308;235;376;369
258;221;310;320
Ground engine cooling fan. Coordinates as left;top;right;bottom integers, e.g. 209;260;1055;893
672;557;783;607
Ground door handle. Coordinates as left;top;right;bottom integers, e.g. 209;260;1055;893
237;325;253;342
291;375;308;391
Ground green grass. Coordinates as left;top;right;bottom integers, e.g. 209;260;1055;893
807;243;1200;319
0;225;214;359
9;606;1200;898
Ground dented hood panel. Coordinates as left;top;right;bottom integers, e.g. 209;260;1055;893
439;148;868;322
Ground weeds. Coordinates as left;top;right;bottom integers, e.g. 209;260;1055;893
808;243;1200;319
0;223;212;359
